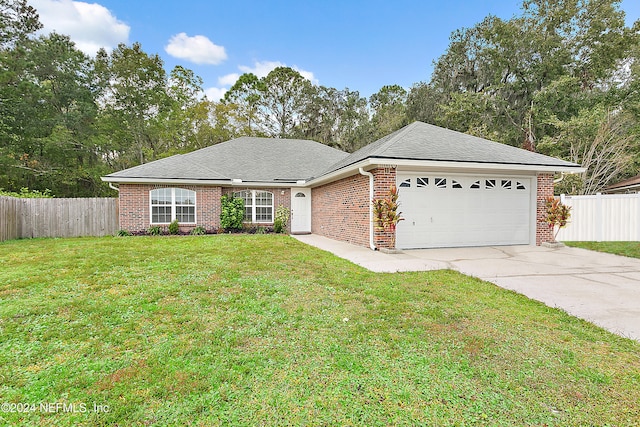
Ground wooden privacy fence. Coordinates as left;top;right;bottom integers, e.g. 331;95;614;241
556;193;640;242
0;197;118;242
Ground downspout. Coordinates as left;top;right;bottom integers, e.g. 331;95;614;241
108;183;119;192
359;168;376;251
553;172;565;184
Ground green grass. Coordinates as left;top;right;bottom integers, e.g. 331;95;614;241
565;241;640;259
1;235;639;426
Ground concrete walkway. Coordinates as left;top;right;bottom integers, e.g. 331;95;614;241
293;234;640;341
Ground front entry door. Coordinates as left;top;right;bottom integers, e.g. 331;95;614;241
290;188;311;234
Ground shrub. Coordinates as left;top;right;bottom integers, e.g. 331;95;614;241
545;196;572;239
147;225;163;236
168;219;180;235
220;194;244;231
274;205;290;233
190;226;206;235
0;187;53;198
372;185;404;248
116;229;131;237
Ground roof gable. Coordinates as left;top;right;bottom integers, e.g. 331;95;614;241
323;121;579;174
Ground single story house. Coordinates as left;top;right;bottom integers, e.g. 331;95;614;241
102;121;583;250
603;174;640;194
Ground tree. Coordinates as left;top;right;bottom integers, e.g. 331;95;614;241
0;0;41;49
295;86;370;151
538;106;637;194
95;42;170;167
369;85;408;140
422;0;636;150
158;65;219;155
1;30;109;196
223;72;265;136
0;0;42;190
259;67;313;138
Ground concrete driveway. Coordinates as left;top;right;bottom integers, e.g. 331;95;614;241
293;235;640;341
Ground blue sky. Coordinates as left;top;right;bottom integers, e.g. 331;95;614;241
30;0;640;100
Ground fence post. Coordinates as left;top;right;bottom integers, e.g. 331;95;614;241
637;193;640;241
596;192;602;242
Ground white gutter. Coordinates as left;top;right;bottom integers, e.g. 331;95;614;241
359;167;376;251
307;158;585;188
108;182;119;192
100;176;305;188
368;158;585;173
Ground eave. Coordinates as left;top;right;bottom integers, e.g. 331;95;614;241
100;176;308;188
307;157;585;188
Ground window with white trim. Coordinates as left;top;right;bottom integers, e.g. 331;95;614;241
150;188;196;224
233;190;273;223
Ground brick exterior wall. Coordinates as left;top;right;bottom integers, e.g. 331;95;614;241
119;184;221;233
119;184;292;233
311;167;397;249
312;173;371;247
536;173;555;245
119;169;555;247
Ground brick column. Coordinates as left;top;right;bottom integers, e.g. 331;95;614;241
536;173;555;245
372;167;397;249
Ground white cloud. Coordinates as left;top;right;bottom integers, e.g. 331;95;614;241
204;87;227;101
30;0;129;55
237;60;318;84
238;60;285;78
218;73;240;86
165;33;227;65
211;60;318;100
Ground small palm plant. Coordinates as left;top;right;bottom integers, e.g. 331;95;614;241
372;185;404;249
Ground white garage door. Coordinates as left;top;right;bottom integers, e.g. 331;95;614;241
395;174;532;249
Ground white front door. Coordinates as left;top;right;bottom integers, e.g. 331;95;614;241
290;188;311;234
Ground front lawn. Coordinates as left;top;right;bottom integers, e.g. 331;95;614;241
565;241;640;259
1;235;639;426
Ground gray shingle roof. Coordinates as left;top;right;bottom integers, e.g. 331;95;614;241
323;121;580;174
104;122;581;184
105;137;350;182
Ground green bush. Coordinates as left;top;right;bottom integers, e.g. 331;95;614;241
116;229;131;237
220;194;244;231
168;219;180;235
274;205;290;233
147;225;163;236
0;187;53;198
190;226;206;235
